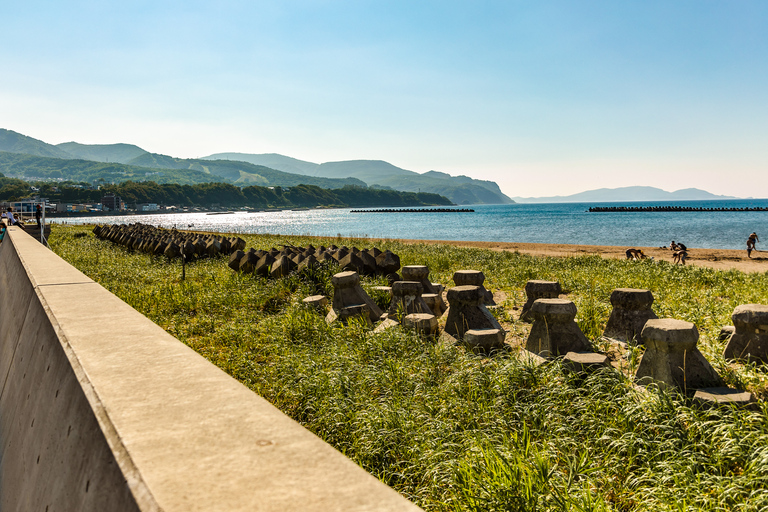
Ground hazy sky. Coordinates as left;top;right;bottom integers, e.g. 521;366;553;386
2;1;767;198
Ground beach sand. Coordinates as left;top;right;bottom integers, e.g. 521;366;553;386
396;239;768;273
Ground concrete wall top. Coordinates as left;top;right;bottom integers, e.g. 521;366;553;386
1;226;421;511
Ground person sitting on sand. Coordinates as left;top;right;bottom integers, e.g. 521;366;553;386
670;241;678;251
625;248;647;260
673;249;687;265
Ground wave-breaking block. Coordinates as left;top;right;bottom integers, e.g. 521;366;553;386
723;304;768;363
525;299;590;357
602;288;658;343
635;318;723;391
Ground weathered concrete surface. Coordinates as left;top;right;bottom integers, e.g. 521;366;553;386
693;387;756;409
387;281;432;322
402;313;438;336
635;318;724;391
524;299;590;357
463;328;505;352
602;288;658;343
452;270;495;305
562;352;610;373
444;285;503;339
0;226;421;512
302;294;328;311
723;304;768;363
401;266;436;295
327;271;383;323
520;280;562;322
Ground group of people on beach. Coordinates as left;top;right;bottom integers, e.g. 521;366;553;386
629;233;761;265
669;241;687;265
627;241;688;264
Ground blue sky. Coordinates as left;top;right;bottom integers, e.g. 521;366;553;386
2;1;767;198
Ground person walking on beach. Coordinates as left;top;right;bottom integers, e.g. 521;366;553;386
747;232;759;258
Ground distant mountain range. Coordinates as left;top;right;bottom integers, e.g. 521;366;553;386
511;186;738;203
0;129;514;205
203;153;515;205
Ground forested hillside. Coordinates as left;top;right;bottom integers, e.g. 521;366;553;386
0;175;453;209
0;152;218;185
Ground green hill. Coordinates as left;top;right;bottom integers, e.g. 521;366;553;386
127;153;366;189
56;141;148;164
202;153;514;205
0;128;73;159
205;152;320;176
0;152;221;185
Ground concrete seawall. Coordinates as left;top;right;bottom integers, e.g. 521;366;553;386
0;226;421;511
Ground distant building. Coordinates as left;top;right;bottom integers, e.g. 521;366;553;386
136;203;159;212
101;194;125;212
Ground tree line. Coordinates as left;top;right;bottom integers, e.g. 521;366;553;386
0;175;453;208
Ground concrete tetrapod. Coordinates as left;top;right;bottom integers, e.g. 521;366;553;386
723;304;768;363
635;318;724;392
453;270;495;305
520;280;562;322
403;313;439;337
562;352;610;373
401;265;437;294
302;294;328;312
444;285;503;339
602;288;658;343
524;299;591;357
463;328;506;352
326;271;383;324
387;281;433;322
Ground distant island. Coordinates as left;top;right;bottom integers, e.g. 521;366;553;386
511;186;738;203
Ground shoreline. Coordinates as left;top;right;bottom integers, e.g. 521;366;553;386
392;239;767;273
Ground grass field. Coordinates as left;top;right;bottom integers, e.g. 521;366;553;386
50;225;768;511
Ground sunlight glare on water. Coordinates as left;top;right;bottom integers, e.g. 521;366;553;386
58;200;768;250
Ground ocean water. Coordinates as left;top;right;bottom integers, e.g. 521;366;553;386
57;199;768;250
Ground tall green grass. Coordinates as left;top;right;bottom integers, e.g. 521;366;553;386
50;225;768;511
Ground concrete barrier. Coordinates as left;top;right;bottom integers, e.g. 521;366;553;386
0;226;421;512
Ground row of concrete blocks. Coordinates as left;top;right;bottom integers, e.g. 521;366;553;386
228;244;402;279
303;268;506;351
93;223;246;260
311;272;757;407
524;280;768;365
522;281;661;343
528;301;756;407
517;284;761;407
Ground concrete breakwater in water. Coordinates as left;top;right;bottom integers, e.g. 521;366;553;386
589;205;768;212
350;208;474;213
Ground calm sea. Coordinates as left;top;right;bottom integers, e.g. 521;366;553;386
57;199;768;250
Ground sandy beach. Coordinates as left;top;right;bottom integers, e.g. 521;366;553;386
396;239;768;273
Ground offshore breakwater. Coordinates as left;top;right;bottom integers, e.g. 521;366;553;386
589;205;768;212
